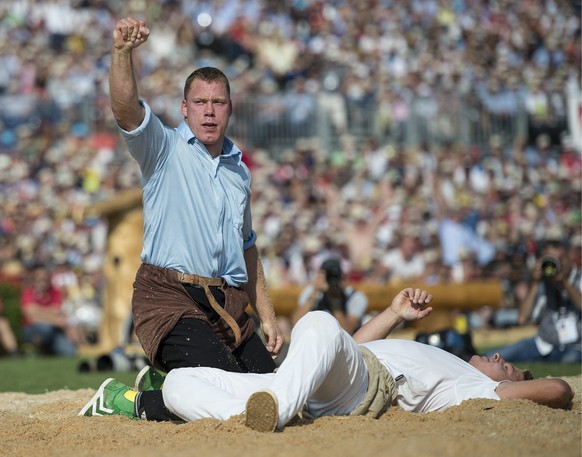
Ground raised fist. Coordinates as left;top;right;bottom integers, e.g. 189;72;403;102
112;17;150;50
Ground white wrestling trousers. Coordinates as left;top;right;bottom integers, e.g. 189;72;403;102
162;311;369;428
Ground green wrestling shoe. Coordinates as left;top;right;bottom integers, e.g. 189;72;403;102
78;378;137;418
135;365;165;391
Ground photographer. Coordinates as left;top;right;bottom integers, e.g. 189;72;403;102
292;258;369;335
485;238;581;363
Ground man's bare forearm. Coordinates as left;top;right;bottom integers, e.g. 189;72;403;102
109;48;144;131
353;306;403;343
244;244;276;322
496;378;574;409
244;244;283;354
109;17;149;130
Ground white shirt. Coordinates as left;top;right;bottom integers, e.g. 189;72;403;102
380;249;425;280
363;339;501;412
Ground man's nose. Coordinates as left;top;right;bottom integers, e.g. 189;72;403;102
204;102;215;115
492;353;505;363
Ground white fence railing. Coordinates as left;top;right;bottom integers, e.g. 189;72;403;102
0;89;569;156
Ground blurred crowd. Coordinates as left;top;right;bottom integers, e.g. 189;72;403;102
0;0;580;352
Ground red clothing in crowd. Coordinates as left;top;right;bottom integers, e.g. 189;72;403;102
20;286;63;326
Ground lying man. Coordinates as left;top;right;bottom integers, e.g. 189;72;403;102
79;288;574;431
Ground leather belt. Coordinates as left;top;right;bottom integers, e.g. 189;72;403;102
177;271;241;345
178;272;224;287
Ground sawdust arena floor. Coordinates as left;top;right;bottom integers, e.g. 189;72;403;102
0;374;580;457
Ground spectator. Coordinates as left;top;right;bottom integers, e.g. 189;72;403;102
432;172;496;270
20;265;80;356
485;238;581;363
283;77;317;138
379;233;426;284
292;258;368;335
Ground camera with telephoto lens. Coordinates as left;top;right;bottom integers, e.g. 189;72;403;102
321;258;343;290
540;255;561;278
319;258;344;311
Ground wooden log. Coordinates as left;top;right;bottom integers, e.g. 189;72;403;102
268;280;503;333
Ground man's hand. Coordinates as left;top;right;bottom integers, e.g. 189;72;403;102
353;287;433;343
312;271;329;293
113;17;150;51
260;318;284;355
389;287;433;322
531;259;544;282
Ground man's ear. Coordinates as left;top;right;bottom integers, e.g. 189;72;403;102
228;100;233;116
181;99;187;118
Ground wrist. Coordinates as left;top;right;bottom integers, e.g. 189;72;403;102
111;46;134;59
388;307;403;321
259;311;276;324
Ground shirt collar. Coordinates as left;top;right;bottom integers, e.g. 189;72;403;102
177;120;242;165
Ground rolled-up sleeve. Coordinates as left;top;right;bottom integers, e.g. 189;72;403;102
243;230;257;250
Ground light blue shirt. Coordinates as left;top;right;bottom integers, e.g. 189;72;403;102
119;101;256;286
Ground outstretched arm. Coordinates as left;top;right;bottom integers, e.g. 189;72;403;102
110;17;150;131
495;378;574;409
353;288;433;343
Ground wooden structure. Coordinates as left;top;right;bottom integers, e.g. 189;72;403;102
80;188;143;356
270;281;503;332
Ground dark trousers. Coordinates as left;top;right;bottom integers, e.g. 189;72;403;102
139;285;276;421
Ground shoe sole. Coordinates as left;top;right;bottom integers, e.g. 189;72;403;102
134;365;151;391
244;390;279;433
135;365;164;391
78;378;115;416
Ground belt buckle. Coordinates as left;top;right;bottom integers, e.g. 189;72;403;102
179;272;186;283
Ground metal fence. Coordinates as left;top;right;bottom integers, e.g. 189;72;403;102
0;89;565;156
227;90;533;155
